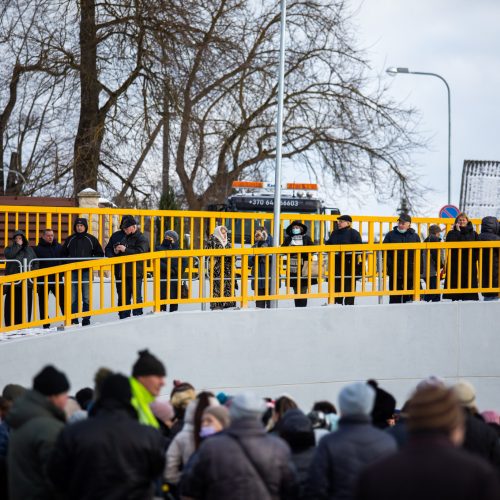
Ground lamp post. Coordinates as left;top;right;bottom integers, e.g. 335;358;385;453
270;0;287;308
386;67;451;205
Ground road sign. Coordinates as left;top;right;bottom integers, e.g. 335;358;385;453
439;204;460;219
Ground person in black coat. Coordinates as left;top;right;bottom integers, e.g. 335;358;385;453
477;216;500;301
34;228;65;328
47;374;166;500
3;230;38;327
325;215;363;305
382;214;421;303
249;227;273;308
307;382;396;500
282;221;315;307
356;386;500;500
155;230;187;312
104;215;150;319
62;218;104;326
443;212;479;301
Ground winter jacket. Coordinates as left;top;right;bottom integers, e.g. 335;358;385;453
444;222;478;300
249;236;273;291
129;377;160;429
421;235;446;278
4;231;38;277
382;227;421;277
104;228;150;279
307;414;397;500
155;239;187;280
47;399;166;500
180;417;297;500
356;433;500;500
34;238;64;282
165;398;197;484
325;227;363;276
462;409;500;471
477;217;500;297
6;390;66;500
282;222;315;276
62;219;104;261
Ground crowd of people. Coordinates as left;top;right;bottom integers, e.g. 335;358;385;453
1;349;500;499
3;212;500;328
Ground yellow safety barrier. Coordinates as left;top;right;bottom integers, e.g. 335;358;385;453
0;241;499;333
0;205;486;251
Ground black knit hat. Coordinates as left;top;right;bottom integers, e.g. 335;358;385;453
33;365;70;396
120;215;138;229
132;349;166;377
337;215;353;223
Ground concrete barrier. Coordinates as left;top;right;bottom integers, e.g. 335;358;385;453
1;301;499;410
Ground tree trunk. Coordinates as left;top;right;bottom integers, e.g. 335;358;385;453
73;0;102;194
162;80;170;195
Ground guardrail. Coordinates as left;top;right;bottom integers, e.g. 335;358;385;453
1;241;499;333
0;204;486;252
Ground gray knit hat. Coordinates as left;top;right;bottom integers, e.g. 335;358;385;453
338;382;375;417
229;392;266;421
164;230;179;243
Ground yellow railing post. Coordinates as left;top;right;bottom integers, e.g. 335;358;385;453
64;269;72;327
153;257;162;313
240;254;249;309
413;245;421;301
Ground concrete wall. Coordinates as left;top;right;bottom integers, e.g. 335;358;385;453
1;301;500;410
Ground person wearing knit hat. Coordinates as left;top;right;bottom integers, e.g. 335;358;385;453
201;406;231;438
129;350;166;429
307;382;396;499
453;380;500;468
325;215;363;305
155;229;186;313
47;373;166;500
180;391;296;499
367;379;396;429
104;214;150;319
229;392;266;421
6;366;69;499
356;385;500;500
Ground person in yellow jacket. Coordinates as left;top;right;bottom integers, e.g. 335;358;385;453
130;349;167;428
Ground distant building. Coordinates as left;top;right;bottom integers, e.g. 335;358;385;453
460;160;500;218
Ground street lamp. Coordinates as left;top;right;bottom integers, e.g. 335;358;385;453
270;0;287;308
386;66;452;205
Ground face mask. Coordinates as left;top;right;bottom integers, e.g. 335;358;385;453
396;227;407;234
164;240;173;248
199;426;218;438
292;228;301;235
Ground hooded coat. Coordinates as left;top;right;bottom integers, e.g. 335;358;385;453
6;390;66;500
477;216;500;297
444;221;479;300
4;231;38;277
34;237;64;283
62;219;104;260
282;221;314;275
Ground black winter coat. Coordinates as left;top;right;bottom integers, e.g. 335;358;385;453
62;232;104;260
444;222;478;300
249;236;273;291
356;433;500;500
104;229;150;279
325;227;363;274
47;400;166;500
463;409;500;471
382;227;421;277
155;239;187;280
180;417;297;500
477;217;500;296
34;238;64;282
306;415;397;500
4;231;38;283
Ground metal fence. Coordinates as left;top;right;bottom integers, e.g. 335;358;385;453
1;240;499;332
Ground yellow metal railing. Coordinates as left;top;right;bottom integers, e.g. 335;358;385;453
0;205;485;251
1;241;499;333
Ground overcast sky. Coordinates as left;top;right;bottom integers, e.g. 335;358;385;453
284;0;500;217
